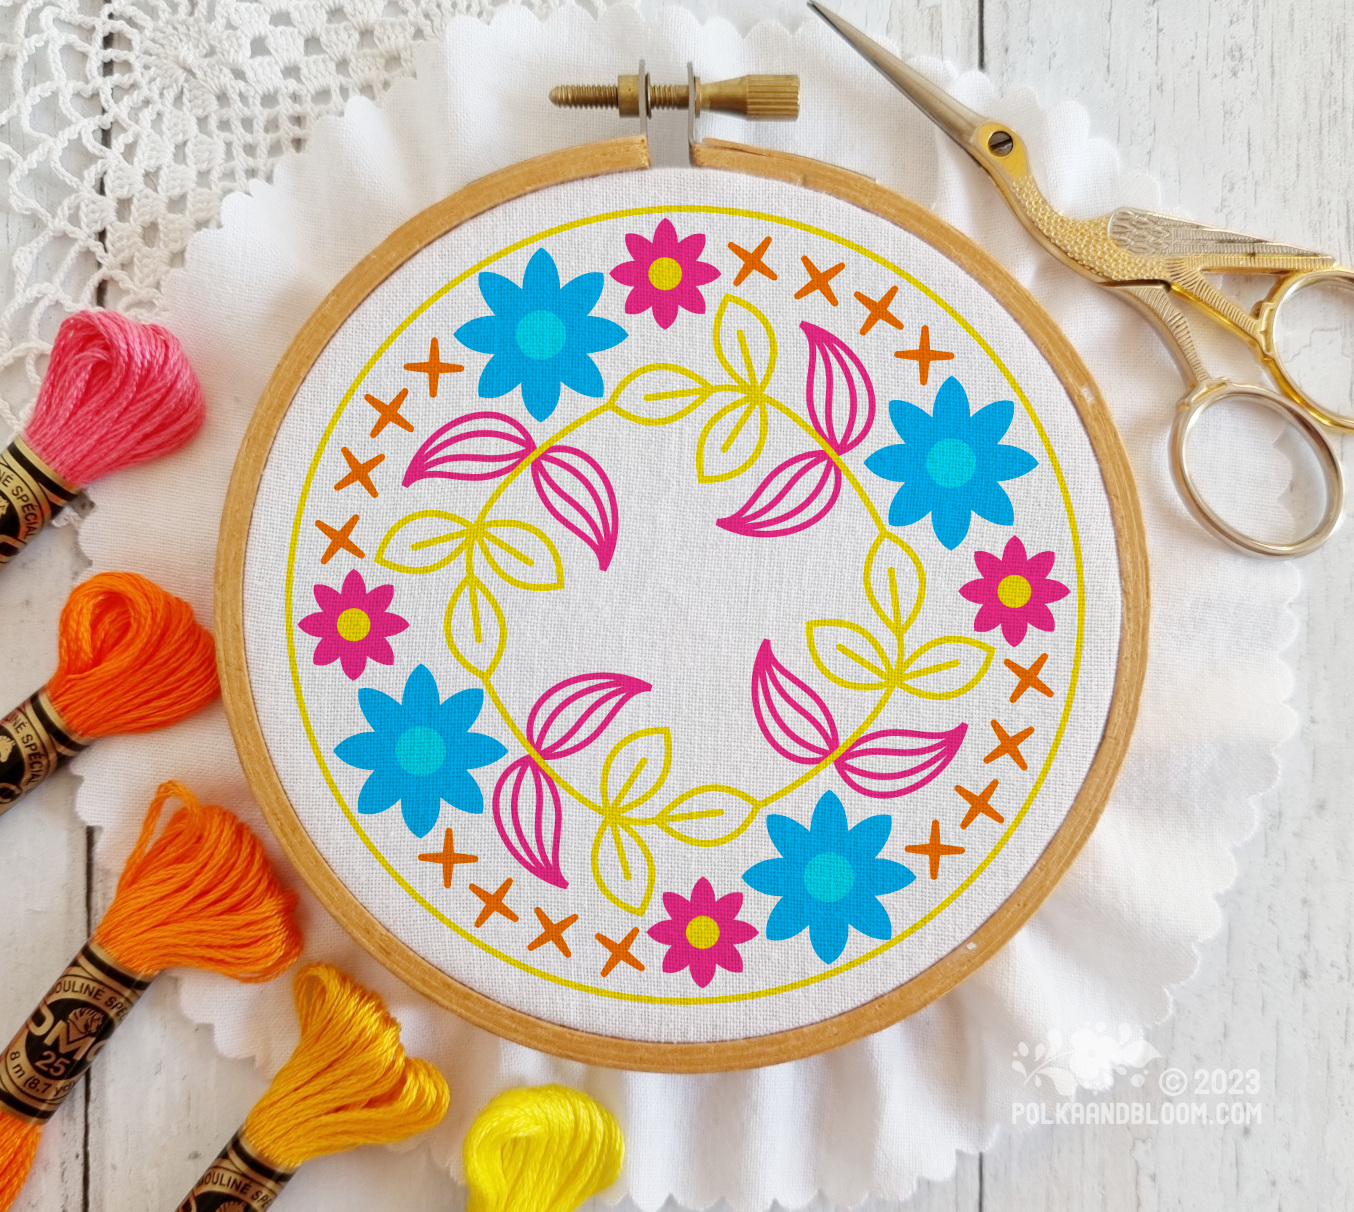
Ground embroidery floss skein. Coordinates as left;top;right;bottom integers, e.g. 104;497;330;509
0;570;218;813
174;963;450;1210
463;1086;625;1212
0;309;204;565
0;781;302;1212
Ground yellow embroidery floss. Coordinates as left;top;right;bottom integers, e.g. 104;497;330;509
464;1085;625;1212
174;963;450;1210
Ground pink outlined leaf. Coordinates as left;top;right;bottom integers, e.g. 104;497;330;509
492;755;568;888
527;673;652;761
834;723;968;798
531;445;620;571
802;321;877;454
403;412;535;485
751;639;840;764
716;450;843;538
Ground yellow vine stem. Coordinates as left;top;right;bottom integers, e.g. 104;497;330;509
762;393;891;538
624;687;897;824
472;401;613;528
479;677;601;813
465;302;913;861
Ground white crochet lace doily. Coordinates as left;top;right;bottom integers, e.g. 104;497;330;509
0;0;559;424
6;5;1298;1209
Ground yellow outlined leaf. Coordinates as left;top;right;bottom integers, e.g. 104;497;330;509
607;363;715;425
375;510;470;575
864;532;925;637
695;395;769;482
591;818;656;915
712;294;776;391
896;635;994;699
476;519;565;591
443;573;506;677
649;784;761;847
805;619;893;691
600;727;672;816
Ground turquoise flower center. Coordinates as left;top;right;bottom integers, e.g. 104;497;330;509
925;437;978;487
395;725;447;776
803;852;854;902
515;309;568;360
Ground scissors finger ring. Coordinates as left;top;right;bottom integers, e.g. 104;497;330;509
1171;379;1344;558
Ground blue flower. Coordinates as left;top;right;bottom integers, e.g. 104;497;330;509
863;375;1037;549
454;247;628;422
334;664;507;837
742;791;915;964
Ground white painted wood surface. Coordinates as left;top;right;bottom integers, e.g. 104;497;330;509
2;1;1351;1208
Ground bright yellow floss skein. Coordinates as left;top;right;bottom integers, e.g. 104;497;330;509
464;1086;624;1212
243;963;450;1169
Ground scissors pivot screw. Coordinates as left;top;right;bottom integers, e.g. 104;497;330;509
987;130;1015;156
550;73;799;120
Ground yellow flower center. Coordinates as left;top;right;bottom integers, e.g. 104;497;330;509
997;574;1032;609
648;256;684;291
336;607;372;641
685;915;720;949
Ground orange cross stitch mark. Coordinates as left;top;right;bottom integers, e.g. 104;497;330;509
905;818;965;880
596;926;645;977
795;255;845;306
1005;653;1054;703
468;877;519;927
404;337;463;398
854;284;904;335
894;324;955;386
984;719;1035;771
528;907;579;958
955;778;1005;829
334;446;385;497
365;388;414;438
728;236;777;286
315;514;364;563
417;828;477;888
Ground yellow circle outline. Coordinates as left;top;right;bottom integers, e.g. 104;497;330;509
274;203;1089;1007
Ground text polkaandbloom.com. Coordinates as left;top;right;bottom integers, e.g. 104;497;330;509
1012;1100;1263;1127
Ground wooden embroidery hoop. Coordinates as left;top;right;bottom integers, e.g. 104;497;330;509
217;129;1149;1073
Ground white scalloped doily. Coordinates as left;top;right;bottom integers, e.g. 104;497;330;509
68;7;1297;1209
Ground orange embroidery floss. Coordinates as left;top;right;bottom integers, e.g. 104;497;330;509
0;781;302;1211
0;570;218;813
0;309;204;566
173;964;450;1210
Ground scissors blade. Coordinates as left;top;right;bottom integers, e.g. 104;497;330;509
807;2;990;153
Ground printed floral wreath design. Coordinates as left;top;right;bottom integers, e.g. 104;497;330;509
328;229;1052;923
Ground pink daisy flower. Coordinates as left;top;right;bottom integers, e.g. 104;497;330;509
298;569;409;680
647;876;758;988
610;218;721;329
959;535;1070;646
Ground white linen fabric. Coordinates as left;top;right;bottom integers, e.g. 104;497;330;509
56;6;1296;1209
241;169;1125;1044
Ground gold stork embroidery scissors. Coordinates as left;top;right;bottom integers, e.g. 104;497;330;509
811;1;1354;558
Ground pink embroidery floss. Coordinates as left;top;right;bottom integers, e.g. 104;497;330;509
0;310;204;565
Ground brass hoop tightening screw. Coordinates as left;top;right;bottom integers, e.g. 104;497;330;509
550;73;799;120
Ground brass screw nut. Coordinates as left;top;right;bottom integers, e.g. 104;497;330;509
550;73;799;120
